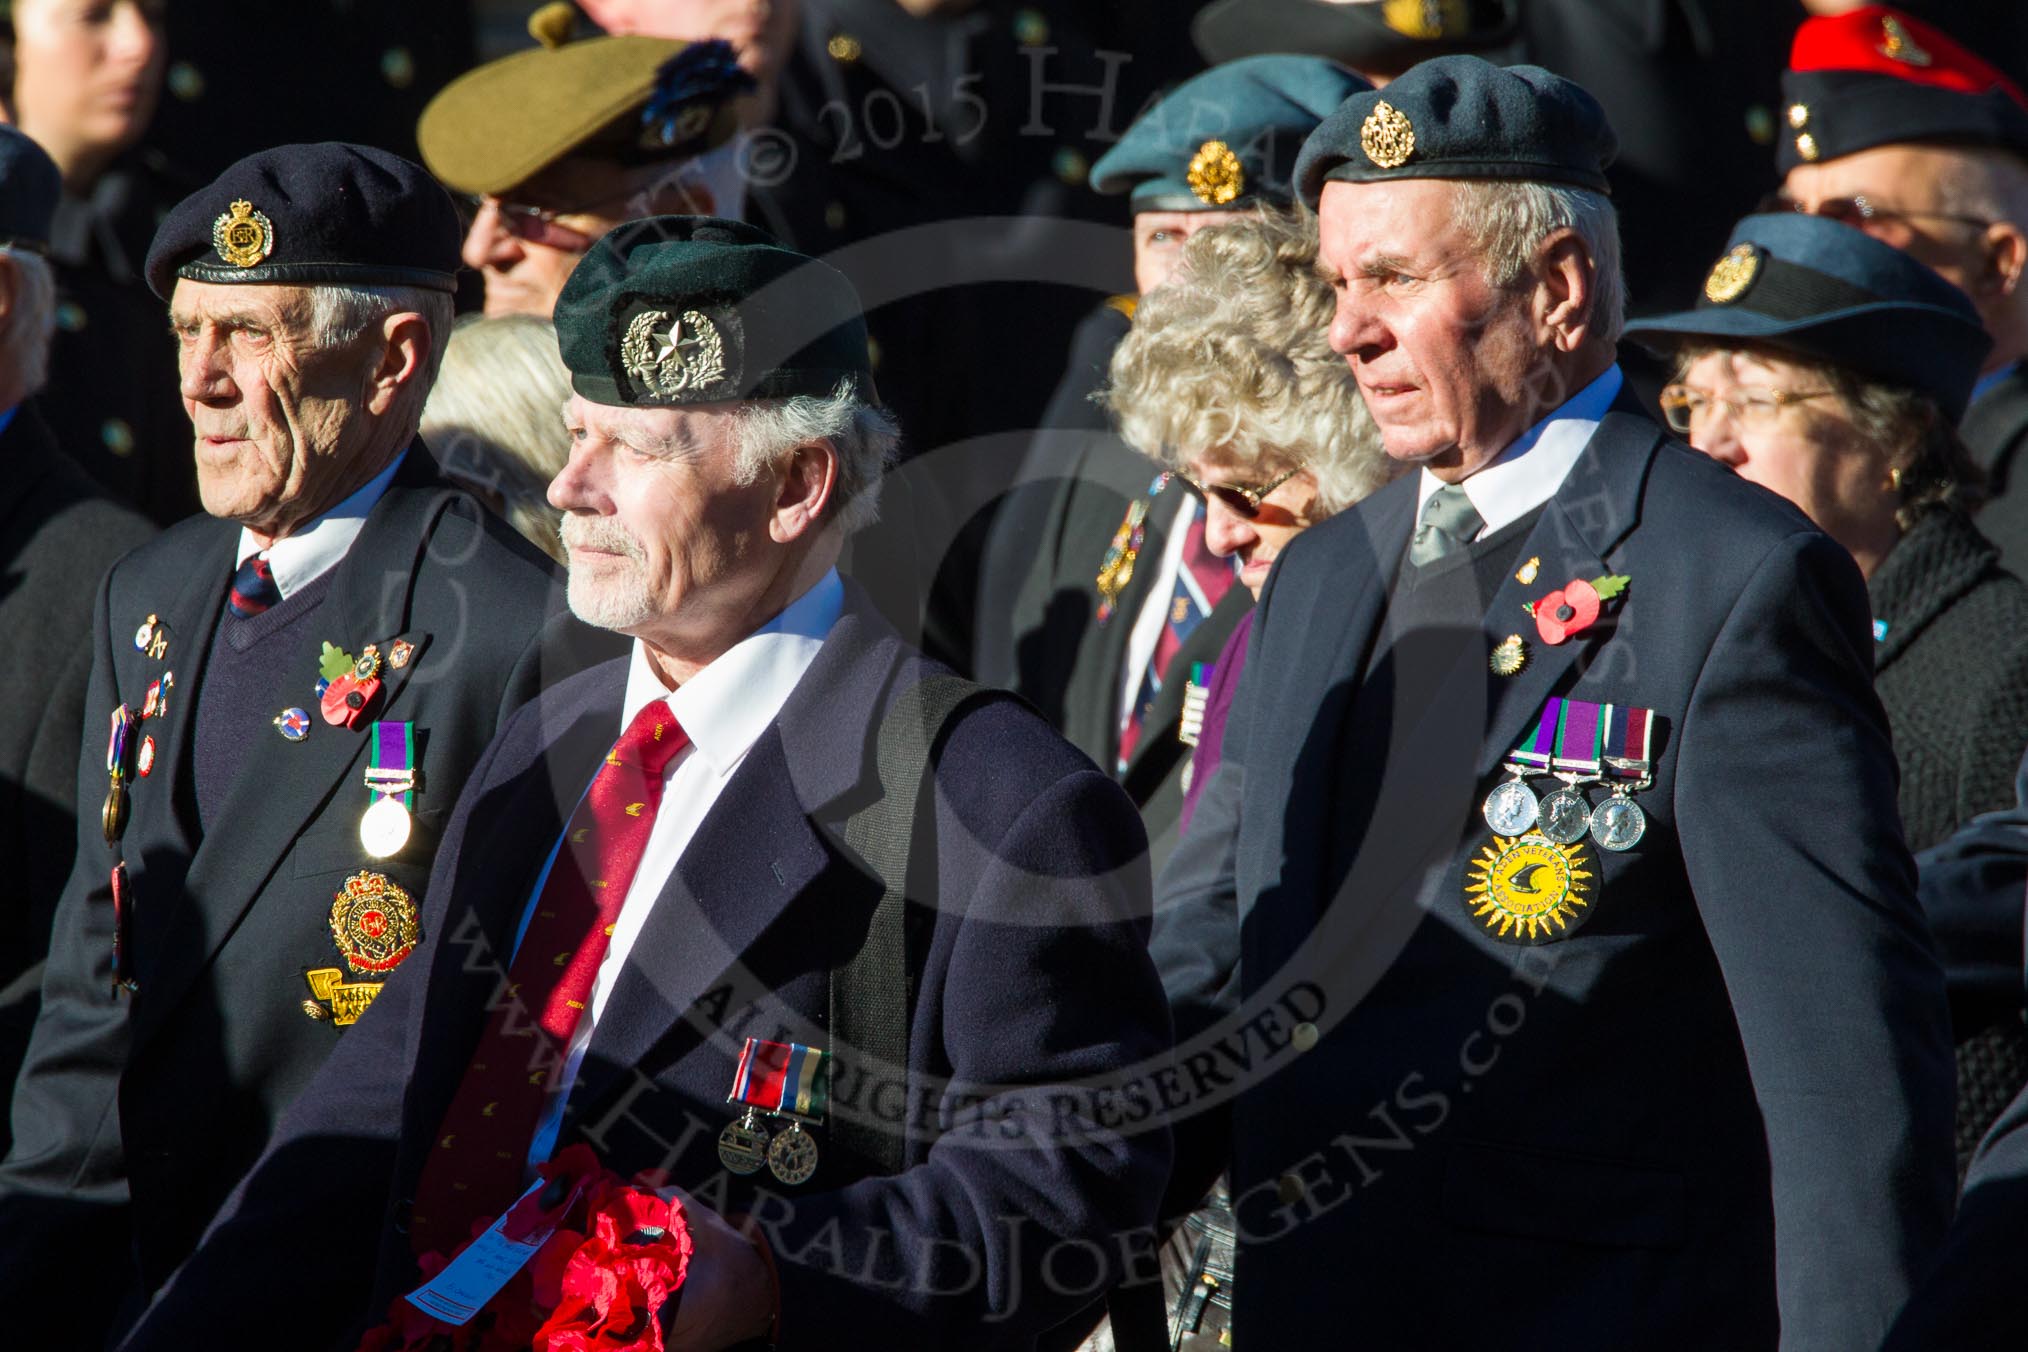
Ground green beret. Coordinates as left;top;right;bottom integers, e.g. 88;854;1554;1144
1091;55;1370;212
417;3;750;196
1295;55;1617;205
554;216;875;408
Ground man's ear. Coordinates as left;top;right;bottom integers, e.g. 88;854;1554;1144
363;311;432;416
0;253;19;330
1532;228;1596;354
770;437;838;543
1978;219;2028;301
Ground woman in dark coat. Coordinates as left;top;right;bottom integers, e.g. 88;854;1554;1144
1628;210;2028;1173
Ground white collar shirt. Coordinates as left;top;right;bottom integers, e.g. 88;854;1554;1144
232;449;407;599
1413;365;1623;539
525;567;845;1165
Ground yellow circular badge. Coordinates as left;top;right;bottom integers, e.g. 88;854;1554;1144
1703;244;1760;304
1186;139;1245;206
1464;832;1596;944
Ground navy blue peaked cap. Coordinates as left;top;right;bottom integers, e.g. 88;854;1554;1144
1091;56;1372;212
1296;55;1616;205
1624;212;1992;421
0;127;60;251
145;142;462;299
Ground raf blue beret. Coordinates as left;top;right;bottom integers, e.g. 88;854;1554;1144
554;215;874;408
1624;213;1992;422
0;127;60;252
1295;55;1617;206
1091;56;1372;212
145;142;462;300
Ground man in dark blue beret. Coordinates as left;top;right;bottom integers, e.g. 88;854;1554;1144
1152;54;1954;1348
976;55;1370;874
118;216;1173;1351
0;124;155;1158
0;141;606;1345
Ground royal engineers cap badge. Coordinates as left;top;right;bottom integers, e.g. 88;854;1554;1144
211;199;275;269
621;308;728;400
1360;100;1416;170
1703;244;1760;304
1186;139;1245;207
329;870;421;975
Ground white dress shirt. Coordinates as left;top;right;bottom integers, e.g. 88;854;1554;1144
524;567;845;1164
232;449;407;598
1118;494;1201;738
1413;365;1623;539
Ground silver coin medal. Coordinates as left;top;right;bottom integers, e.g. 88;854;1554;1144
1481;767;1540;837
359;722;418;860
1588;703;1656;853
717;1108;772;1175
1538;696;1606;847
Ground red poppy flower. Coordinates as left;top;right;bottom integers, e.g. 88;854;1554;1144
1533;578;1601;645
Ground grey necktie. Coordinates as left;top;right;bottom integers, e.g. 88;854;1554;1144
1408;482;1486;566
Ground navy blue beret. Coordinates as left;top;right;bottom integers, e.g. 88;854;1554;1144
1091;56;1371;212
1295;55;1616;206
145;142;462;300
0;127;60;252
1623;212;1992;421
554;215;874;407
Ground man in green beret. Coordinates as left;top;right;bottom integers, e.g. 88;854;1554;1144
120;217;1174;1351
418;2;751;319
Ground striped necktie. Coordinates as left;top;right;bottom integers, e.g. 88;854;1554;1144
226;553;282;618
1118;505;1235;771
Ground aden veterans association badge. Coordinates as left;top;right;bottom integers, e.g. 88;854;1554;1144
329;870;420;975
1463;832;1597;944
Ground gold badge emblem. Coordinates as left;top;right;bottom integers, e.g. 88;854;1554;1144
1515;556;1540;585
1381;0;1449;39
211;199;275;269
328;871;420;975
1794;132;1820;163
1786;102;1810;131
1186;139;1245;207
620;308;729;400
1703;244;1760;304
1464;833;1596;943
1489;634;1528;677
303;967;384;1026
1361;100;1416;170
1878;15;1931;67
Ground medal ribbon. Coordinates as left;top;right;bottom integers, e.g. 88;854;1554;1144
365;720;417;808
1512;697;1562;771
1552;698;1604;776
730;1038;831;1122
107;705;132;779
1602;703;1654;783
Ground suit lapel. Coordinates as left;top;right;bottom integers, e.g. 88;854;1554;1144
131;522;237;862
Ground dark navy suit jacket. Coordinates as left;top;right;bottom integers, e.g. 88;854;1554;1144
120;594;1173;1350
1151;409;1955;1350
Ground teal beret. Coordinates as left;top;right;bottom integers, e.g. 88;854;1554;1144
1091;56;1371;212
1295;56;1617;206
554;216;874;408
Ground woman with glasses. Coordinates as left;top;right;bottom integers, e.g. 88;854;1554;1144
1104;210;1394;836
1629;211;2028;1174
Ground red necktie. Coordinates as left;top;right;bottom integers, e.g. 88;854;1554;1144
410;702;691;1256
1118;508;1234;770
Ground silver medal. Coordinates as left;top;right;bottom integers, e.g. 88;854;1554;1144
1537;786;1592;845
717;1109;771;1175
1589;794;1647;852
359;795;412;859
766;1120;819;1186
1482;777;1540;837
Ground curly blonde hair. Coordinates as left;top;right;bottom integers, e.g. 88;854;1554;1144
1103;209;1390;513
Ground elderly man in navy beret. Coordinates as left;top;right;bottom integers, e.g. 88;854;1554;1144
1151;55;1954;1349
119;216;1172;1351
0;142;599;1346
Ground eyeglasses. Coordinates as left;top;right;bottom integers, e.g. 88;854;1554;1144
1758;191;1994;236
1658;384;1836;434
1174;465;1303;518
456;192;606;252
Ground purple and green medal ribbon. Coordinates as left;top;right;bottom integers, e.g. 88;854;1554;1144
365;720;415;807
731;1037;831;1122
1512;697;1648;778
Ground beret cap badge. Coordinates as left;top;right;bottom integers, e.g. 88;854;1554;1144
1185;139;1245;207
1360;99;1416;169
1877;15;1931;67
621;308;729;400
211;199;275;269
1703;243;1760;304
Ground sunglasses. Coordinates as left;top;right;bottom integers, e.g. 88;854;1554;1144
1173;465;1303;518
1757;191;1993;236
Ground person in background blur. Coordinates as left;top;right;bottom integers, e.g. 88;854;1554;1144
1629;210;2028;1173
2;0;196;524
421;314;571;565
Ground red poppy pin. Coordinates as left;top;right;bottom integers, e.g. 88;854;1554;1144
1525;574;1630;645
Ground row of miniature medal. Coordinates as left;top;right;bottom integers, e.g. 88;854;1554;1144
717;1037;829;1187
1482;697;1654;853
104;615;177;992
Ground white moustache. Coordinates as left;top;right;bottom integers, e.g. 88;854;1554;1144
559;517;645;561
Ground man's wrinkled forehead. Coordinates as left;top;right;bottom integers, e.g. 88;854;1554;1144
167;278;312;331
1316;177;1463;270
565;391;735;448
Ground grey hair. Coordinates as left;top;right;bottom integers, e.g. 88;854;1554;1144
419;314;572;563
1105;209;1393;513
1448;180;1626;346
0;247;56;398
729;379;900;536
304;283;456;434
1928;144;2028;224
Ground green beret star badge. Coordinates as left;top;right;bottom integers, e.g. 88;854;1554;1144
621;308;729;399
1186;139;1245;207
211;199;275;270
1360;100;1416;170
